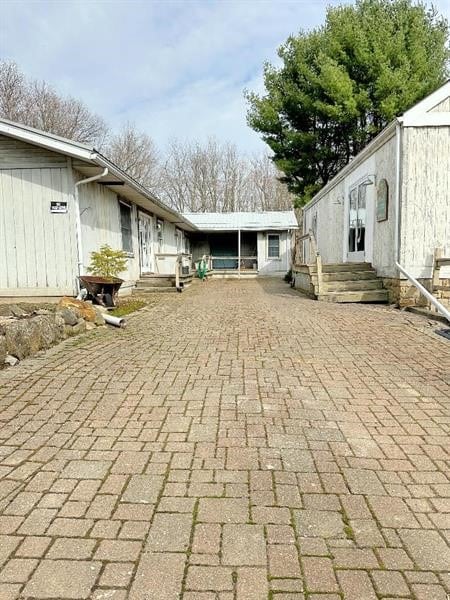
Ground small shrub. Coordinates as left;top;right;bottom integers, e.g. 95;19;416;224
87;244;128;280
284;269;292;283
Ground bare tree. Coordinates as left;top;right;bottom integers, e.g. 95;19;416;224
0;61;27;123
0;60;108;147
106;122;160;189
157;138;295;212
249;153;293;211
0;60;294;211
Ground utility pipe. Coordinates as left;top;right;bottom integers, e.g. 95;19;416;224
74;168;109;281
103;314;126;328
395;262;450;323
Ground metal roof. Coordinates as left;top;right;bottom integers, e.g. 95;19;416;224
183;211;298;231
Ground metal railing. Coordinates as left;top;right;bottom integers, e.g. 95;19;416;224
396;261;450;323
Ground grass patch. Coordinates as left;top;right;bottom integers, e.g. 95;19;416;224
110;299;147;317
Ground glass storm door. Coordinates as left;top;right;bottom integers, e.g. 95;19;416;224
138;212;154;274
347;184;367;262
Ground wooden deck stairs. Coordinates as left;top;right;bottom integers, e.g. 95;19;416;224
133;273;193;294
306;262;389;303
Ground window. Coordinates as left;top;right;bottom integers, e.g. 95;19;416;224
119;201;133;253
268;234;280;258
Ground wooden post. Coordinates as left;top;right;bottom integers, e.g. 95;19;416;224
238;229;241;278
432;247;443;290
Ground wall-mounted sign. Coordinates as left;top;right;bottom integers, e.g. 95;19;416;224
50;201;68;214
376;179;389;222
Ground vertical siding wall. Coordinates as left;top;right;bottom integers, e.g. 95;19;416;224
154;220;180;275
303;184;345;265
257;231;290;275
76;173;141;290
401;127;450;279
303;133;398;277
0;135;78;296
77;171;183;283
371;136;397;277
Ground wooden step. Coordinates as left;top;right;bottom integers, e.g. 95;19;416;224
137;275;193;288
137;276;175;287
323;279;383;292
133;286;178;294
322;262;375;273
321;270;378;282
318;289;389;303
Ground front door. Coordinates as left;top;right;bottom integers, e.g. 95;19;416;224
138;212;154;274
347;183;367;262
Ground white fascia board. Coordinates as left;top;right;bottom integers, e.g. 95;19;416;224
0;120;95;162
402;81;450;121
0;118;198;231
402;113;450;127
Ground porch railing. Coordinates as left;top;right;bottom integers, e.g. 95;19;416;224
432;248;450;290
295;230;323;296
211;256;258;271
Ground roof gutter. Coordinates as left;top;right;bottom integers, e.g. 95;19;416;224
74;167;109;282
93;154;198;231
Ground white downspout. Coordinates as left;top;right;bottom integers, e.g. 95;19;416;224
74;167;108;281
394;119;403;265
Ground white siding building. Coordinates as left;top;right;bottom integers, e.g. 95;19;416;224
0;119;196;298
299;81;450;306
184;211;298;277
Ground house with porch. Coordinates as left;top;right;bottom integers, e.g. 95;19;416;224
294;81;450;308
0;118;196;298
184;211;298;278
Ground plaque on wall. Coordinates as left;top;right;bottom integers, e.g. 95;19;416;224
50;201;68;213
376;179;389;222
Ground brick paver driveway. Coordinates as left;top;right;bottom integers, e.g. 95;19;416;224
0;279;449;600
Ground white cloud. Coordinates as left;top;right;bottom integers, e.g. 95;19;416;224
1;0;449;153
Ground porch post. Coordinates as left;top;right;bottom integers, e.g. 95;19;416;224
238;229;241;279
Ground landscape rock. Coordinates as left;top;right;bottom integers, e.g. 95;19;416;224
3;315;63;360
4;318;42;359
94;307;106;326
10;305;28;318
85;322;96;331
0;336;6;364
57;297;96;322
58;308;78;326
54;314;66;338
4;354;19;367
72;319;87;335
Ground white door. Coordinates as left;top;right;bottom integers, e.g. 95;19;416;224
138;212;154;274
347;183;371;262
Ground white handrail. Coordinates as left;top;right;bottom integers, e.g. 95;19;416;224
396;262;450;323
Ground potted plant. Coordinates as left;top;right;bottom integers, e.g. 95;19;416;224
79;244;128;307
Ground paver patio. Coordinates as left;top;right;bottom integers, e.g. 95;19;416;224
0;278;449;600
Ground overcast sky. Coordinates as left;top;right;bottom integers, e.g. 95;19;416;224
2;0;449;154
